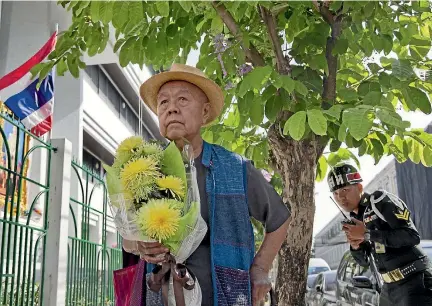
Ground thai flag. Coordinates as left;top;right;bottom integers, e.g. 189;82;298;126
0;31;57;137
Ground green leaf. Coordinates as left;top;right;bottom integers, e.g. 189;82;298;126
220;130;235;142
316;155;328;182
119;37;135;67
330;139;342;152
283;111;306;141
307;109;327;136
56;58;68;77
327;153;341;166
358;140;369;157
90;1;101;22
99;1;114;24
362;91;382;106
295;81;308;96
112;1;129;30
357;82;381;97
211;17;224;34
166;24;178;37
156;1;170;17
30;63;45;79
324;104;344;120
202;130;213;143
241;66;273;94
408;139;423;164
368;63;382;74
370;138;384;165
376;108;408;129
403;87;432;114
333;38;348;55
392;59;415;80
161;142;187;188
178;1;193;12
421;146;432;166
265;95;283;122
389;143;407;163
250;97;264;125
66;56;79;78
280;76;295;93
338;122;348;142
338;88;358;102
113;38;125;53
342;107;374;140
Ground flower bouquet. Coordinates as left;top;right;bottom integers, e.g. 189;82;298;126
103;136;207;306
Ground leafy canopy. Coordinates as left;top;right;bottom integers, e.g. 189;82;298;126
35;1;432;181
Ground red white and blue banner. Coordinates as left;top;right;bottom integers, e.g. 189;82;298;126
0;31;57;137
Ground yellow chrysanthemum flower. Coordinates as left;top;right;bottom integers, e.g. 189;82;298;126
156;176;185;199
136;199;181;241
121;157;160;201
115;137;144;168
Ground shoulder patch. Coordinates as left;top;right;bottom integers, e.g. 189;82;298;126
395;209;410;221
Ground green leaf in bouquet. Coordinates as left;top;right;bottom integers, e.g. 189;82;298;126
103;164;122;196
161;142;187;189
102;163;132;208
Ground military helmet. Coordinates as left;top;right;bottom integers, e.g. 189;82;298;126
327;163;363;192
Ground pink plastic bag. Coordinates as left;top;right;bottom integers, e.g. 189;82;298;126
113;260;146;306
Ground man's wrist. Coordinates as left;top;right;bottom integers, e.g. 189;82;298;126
251;262;271;274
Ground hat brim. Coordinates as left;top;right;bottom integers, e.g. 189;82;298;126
140;71;224;126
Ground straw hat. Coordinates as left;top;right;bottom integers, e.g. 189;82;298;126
140;64;224;125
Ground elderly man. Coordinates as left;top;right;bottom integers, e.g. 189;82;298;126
124;64;290;306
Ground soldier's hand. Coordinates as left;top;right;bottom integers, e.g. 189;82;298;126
348;238;364;250
343;219;366;240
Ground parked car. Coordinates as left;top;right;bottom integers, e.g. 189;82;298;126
309;258;331;275
305;270;337;306
335;240;432;306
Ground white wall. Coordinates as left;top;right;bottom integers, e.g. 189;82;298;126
82;77;135;155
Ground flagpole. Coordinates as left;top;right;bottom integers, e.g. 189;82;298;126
45;23;58;143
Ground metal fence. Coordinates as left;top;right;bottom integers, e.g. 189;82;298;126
66;162;122;306
0;110;53;305
0;107;122;305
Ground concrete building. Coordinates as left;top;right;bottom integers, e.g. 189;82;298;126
313;160;398;269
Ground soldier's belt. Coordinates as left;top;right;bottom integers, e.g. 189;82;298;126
381;257;428;284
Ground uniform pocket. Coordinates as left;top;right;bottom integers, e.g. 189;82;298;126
215;265;251;306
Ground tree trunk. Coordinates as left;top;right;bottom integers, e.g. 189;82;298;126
268;123;325;306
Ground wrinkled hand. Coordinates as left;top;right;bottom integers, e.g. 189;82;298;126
342;219;366;240
250;264;271;306
137;241;169;264
123;239;140;255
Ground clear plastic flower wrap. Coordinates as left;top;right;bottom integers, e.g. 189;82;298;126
103;137;207;305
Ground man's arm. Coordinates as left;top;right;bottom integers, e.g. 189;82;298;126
245;162;291;304
246;161;291;270
253;217;290;271
369;192;420;248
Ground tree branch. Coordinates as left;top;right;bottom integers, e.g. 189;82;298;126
212;1;265;67
317;3;343;103
260;6;290;75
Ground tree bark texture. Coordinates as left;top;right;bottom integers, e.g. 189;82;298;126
268;123;325;306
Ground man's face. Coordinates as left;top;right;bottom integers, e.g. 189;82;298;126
332;184;363;212
156;81;210;141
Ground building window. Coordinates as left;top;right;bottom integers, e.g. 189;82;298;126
83;149;102;182
84;65;152;137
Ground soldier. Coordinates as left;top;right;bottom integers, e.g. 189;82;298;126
328;163;432;306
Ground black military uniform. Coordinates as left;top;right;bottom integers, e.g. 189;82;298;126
328;164;432;306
